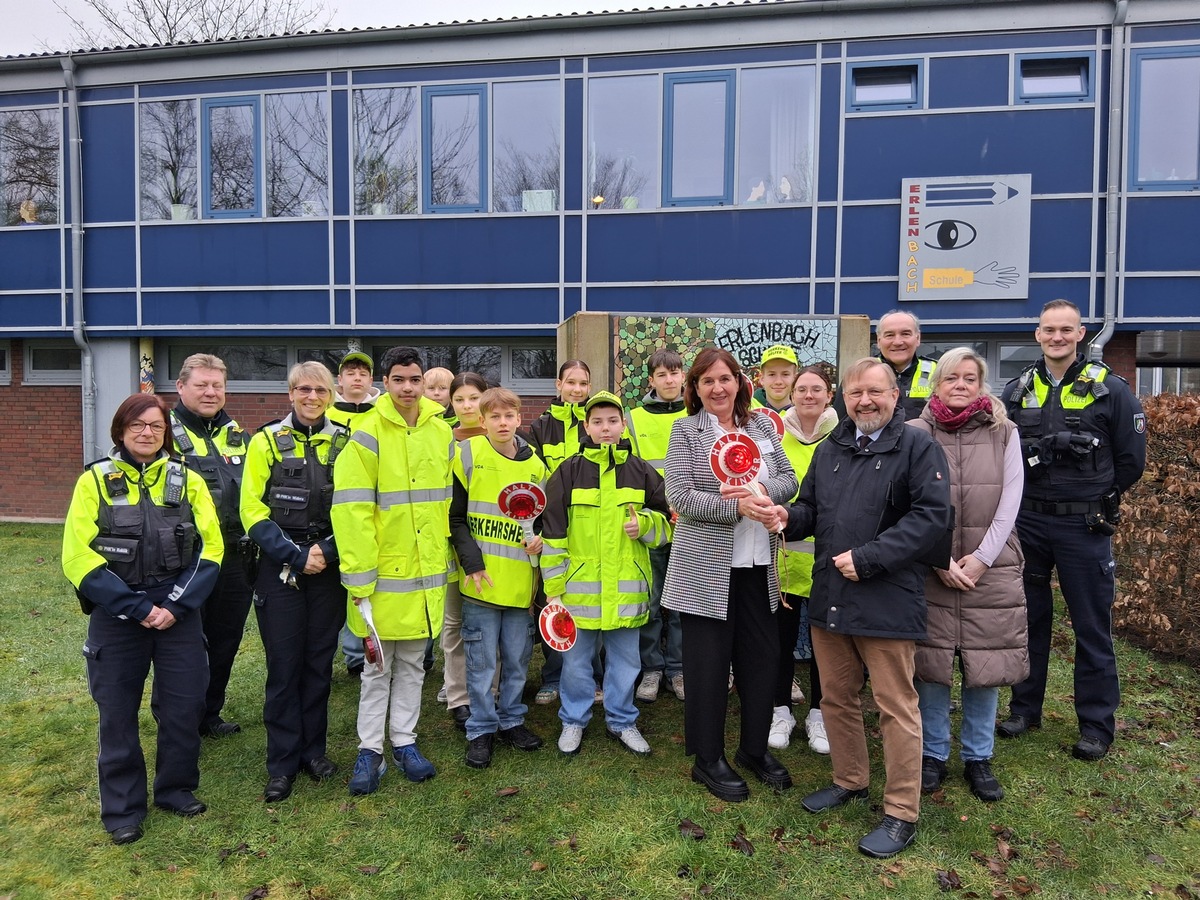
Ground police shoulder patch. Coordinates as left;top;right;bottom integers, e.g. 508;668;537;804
1133;412;1146;434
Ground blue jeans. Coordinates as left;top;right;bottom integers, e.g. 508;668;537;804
560;627;640;732
638;544;683;678
341;623;364;670
461;601;533;740
916;679;999;762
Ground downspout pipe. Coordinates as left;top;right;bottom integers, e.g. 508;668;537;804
61;55;98;463
1092;0;1129;361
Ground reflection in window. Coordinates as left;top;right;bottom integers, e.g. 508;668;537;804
382;345;502;384
203;98;259;217
168;344;286;382
511;347;557;380
1;108;60;226
30;345;82;370
588;75;658;210
266;92;328;217
665;73;733;205
997;344;1041;382
1135;53;1200;186
493;81;560;212
425;87;485;211
738;66;815;206
140;100;198;221
354;87;419;215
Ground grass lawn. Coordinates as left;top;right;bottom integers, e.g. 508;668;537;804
1;522;1198;899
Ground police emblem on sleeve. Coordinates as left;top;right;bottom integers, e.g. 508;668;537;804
1133;413;1146;434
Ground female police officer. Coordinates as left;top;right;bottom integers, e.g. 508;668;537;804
241;361;349;803
62;393;223;845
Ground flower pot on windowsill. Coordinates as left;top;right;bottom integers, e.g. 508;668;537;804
171;203;194;221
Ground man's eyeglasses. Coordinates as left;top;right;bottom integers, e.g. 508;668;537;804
127;421;166;434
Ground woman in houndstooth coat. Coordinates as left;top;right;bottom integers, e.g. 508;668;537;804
662;346;798;803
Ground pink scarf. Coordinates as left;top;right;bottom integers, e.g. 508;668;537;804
928;394;992;431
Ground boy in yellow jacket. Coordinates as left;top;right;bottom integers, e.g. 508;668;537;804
332;346;455;795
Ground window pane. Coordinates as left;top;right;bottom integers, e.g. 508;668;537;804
207;103;257;212
738;65;815;205
493;81;561;212
855;69;915;104
511;347;556;380
169;344;285;382
1021;60;1085;96
140;100;197;221
429;92;481;207
266;92;328;217
998;344;1041;382
588;75;659;210
1;108;60;226
31;346;81;370
297;348;347;376
669;79;728;200
1136;56;1200;183
377;344;502;384
354;87;418;215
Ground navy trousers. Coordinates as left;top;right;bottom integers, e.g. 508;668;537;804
84;608;208;832
199;548;252;730
254;560;345;778
1008;509;1119;745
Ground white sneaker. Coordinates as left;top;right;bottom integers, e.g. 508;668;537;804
768;705;796;750
806;708;830;755
607;725;651;756
669;673;686;701
790;677;805;705
558;723;584;755
635;671;661;703
436;685;448;704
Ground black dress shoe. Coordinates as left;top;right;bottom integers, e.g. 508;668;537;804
921;755;948;794
202;720;242;738
733;748;792;790
498;724;544;751
801;783;869;813
858;815;917;858
110;824;143;845
450;705;471;732
155;797;207;817
264;775;295;803
303;756;337;780
1072;735;1109;761
996;713;1040;738
691;756;750;803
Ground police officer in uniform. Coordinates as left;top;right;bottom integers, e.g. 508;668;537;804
241;361;350;802
62;394;223;845
171;353;252;737
997;300;1146;760
834;310;937;421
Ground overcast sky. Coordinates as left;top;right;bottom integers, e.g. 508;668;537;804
0;0;699;56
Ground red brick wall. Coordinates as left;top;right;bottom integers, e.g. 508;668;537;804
1103;331;1137;383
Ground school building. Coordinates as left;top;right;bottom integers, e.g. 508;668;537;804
0;0;1196;518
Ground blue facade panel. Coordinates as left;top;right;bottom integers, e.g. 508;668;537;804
564;286;581;319
83;228;136;288
335;289;351;325
334;220;350;285
840;278;1087;323
331;90;349;217
1125;198;1200;272
929;55;1010;108
0;294;61;328
564;78;583;211
586;284;810;316
355;289;559;326
839;205;900;278
142;290;330;326
1122;277;1200;319
815;282;835;315
564;215;581;283
589;44;815;74
81;87;134;102
849;30;1099;57
818;64;842;203
140;73;327;99
84;292;138;327
0;230;61;290
140;222;330;288
1132;24;1200;43
843;108;1097;201
354;218;559;285
0;91;58;108
353;61;559;86
816;207;838;279
1030;199;1096;274
81;104;136;223
587;210;811;282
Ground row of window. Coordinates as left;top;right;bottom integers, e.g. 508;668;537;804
3;46;1199;227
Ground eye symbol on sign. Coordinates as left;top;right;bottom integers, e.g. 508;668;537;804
924;219;977;251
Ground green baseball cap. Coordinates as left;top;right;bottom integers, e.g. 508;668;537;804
339;351;373;373
583;390;624;416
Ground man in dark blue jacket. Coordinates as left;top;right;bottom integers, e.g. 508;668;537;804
777;357;950;859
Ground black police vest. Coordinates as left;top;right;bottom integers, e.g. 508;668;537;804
89;459;197;587
171;413;246;541
264;423;346;541
1003;363;1117;501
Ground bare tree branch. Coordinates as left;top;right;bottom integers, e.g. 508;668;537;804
53;0;333;47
